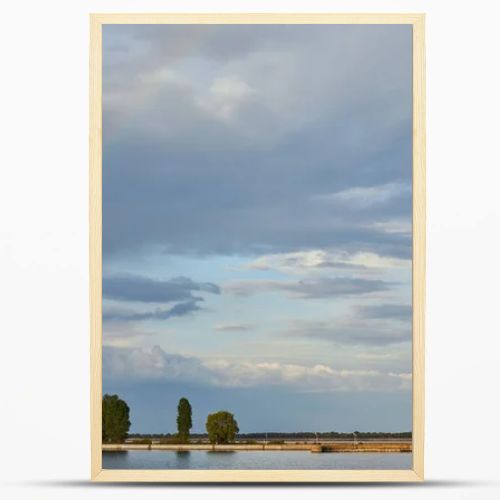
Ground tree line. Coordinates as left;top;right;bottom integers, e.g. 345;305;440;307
103;393;411;444
102;394;238;444
128;431;412;440
237;431;412;439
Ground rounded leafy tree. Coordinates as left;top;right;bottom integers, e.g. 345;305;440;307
206;411;239;444
102;394;131;443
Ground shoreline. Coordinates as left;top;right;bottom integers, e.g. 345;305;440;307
103;442;411;453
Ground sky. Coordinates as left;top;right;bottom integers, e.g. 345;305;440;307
102;24;413;434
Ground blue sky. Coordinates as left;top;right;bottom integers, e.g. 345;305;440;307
102;24;413;434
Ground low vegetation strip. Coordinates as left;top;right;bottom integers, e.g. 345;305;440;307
102;441;411;453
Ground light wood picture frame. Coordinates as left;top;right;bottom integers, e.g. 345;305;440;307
90;13;425;483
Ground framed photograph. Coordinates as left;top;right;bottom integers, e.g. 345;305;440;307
90;13;425;482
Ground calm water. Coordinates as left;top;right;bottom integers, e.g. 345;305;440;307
103;450;412;470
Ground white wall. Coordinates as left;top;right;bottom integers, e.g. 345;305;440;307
1;1;499;499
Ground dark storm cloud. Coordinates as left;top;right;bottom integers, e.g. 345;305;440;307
102;24;412;259
291;277;394;299
103;298;204;322
287;319;411;346
103;24;326;70
357;304;412;321
225;276;393;299
103;274;220;303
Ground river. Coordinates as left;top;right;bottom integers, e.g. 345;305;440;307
103;450;412;470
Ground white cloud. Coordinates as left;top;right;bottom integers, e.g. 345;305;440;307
198;75;256;122
372;219;412;235
356;352;403;361
204;359;411;392
102;321;162;348
348;252;410;269
213;323;255;332
313;182;411;208
104;345;207;381
246;249;410;275
104;345;411;392
138;67;188;87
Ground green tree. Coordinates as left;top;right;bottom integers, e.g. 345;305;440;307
102;394;131;443
176;397;192;443
205;411;239;444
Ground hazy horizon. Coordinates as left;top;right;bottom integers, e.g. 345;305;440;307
102;24;413;434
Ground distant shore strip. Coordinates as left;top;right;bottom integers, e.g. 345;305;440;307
103;441;412;453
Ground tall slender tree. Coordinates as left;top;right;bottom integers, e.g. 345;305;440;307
176;397;192;443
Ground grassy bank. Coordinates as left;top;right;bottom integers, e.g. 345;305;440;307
103;441;411;453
